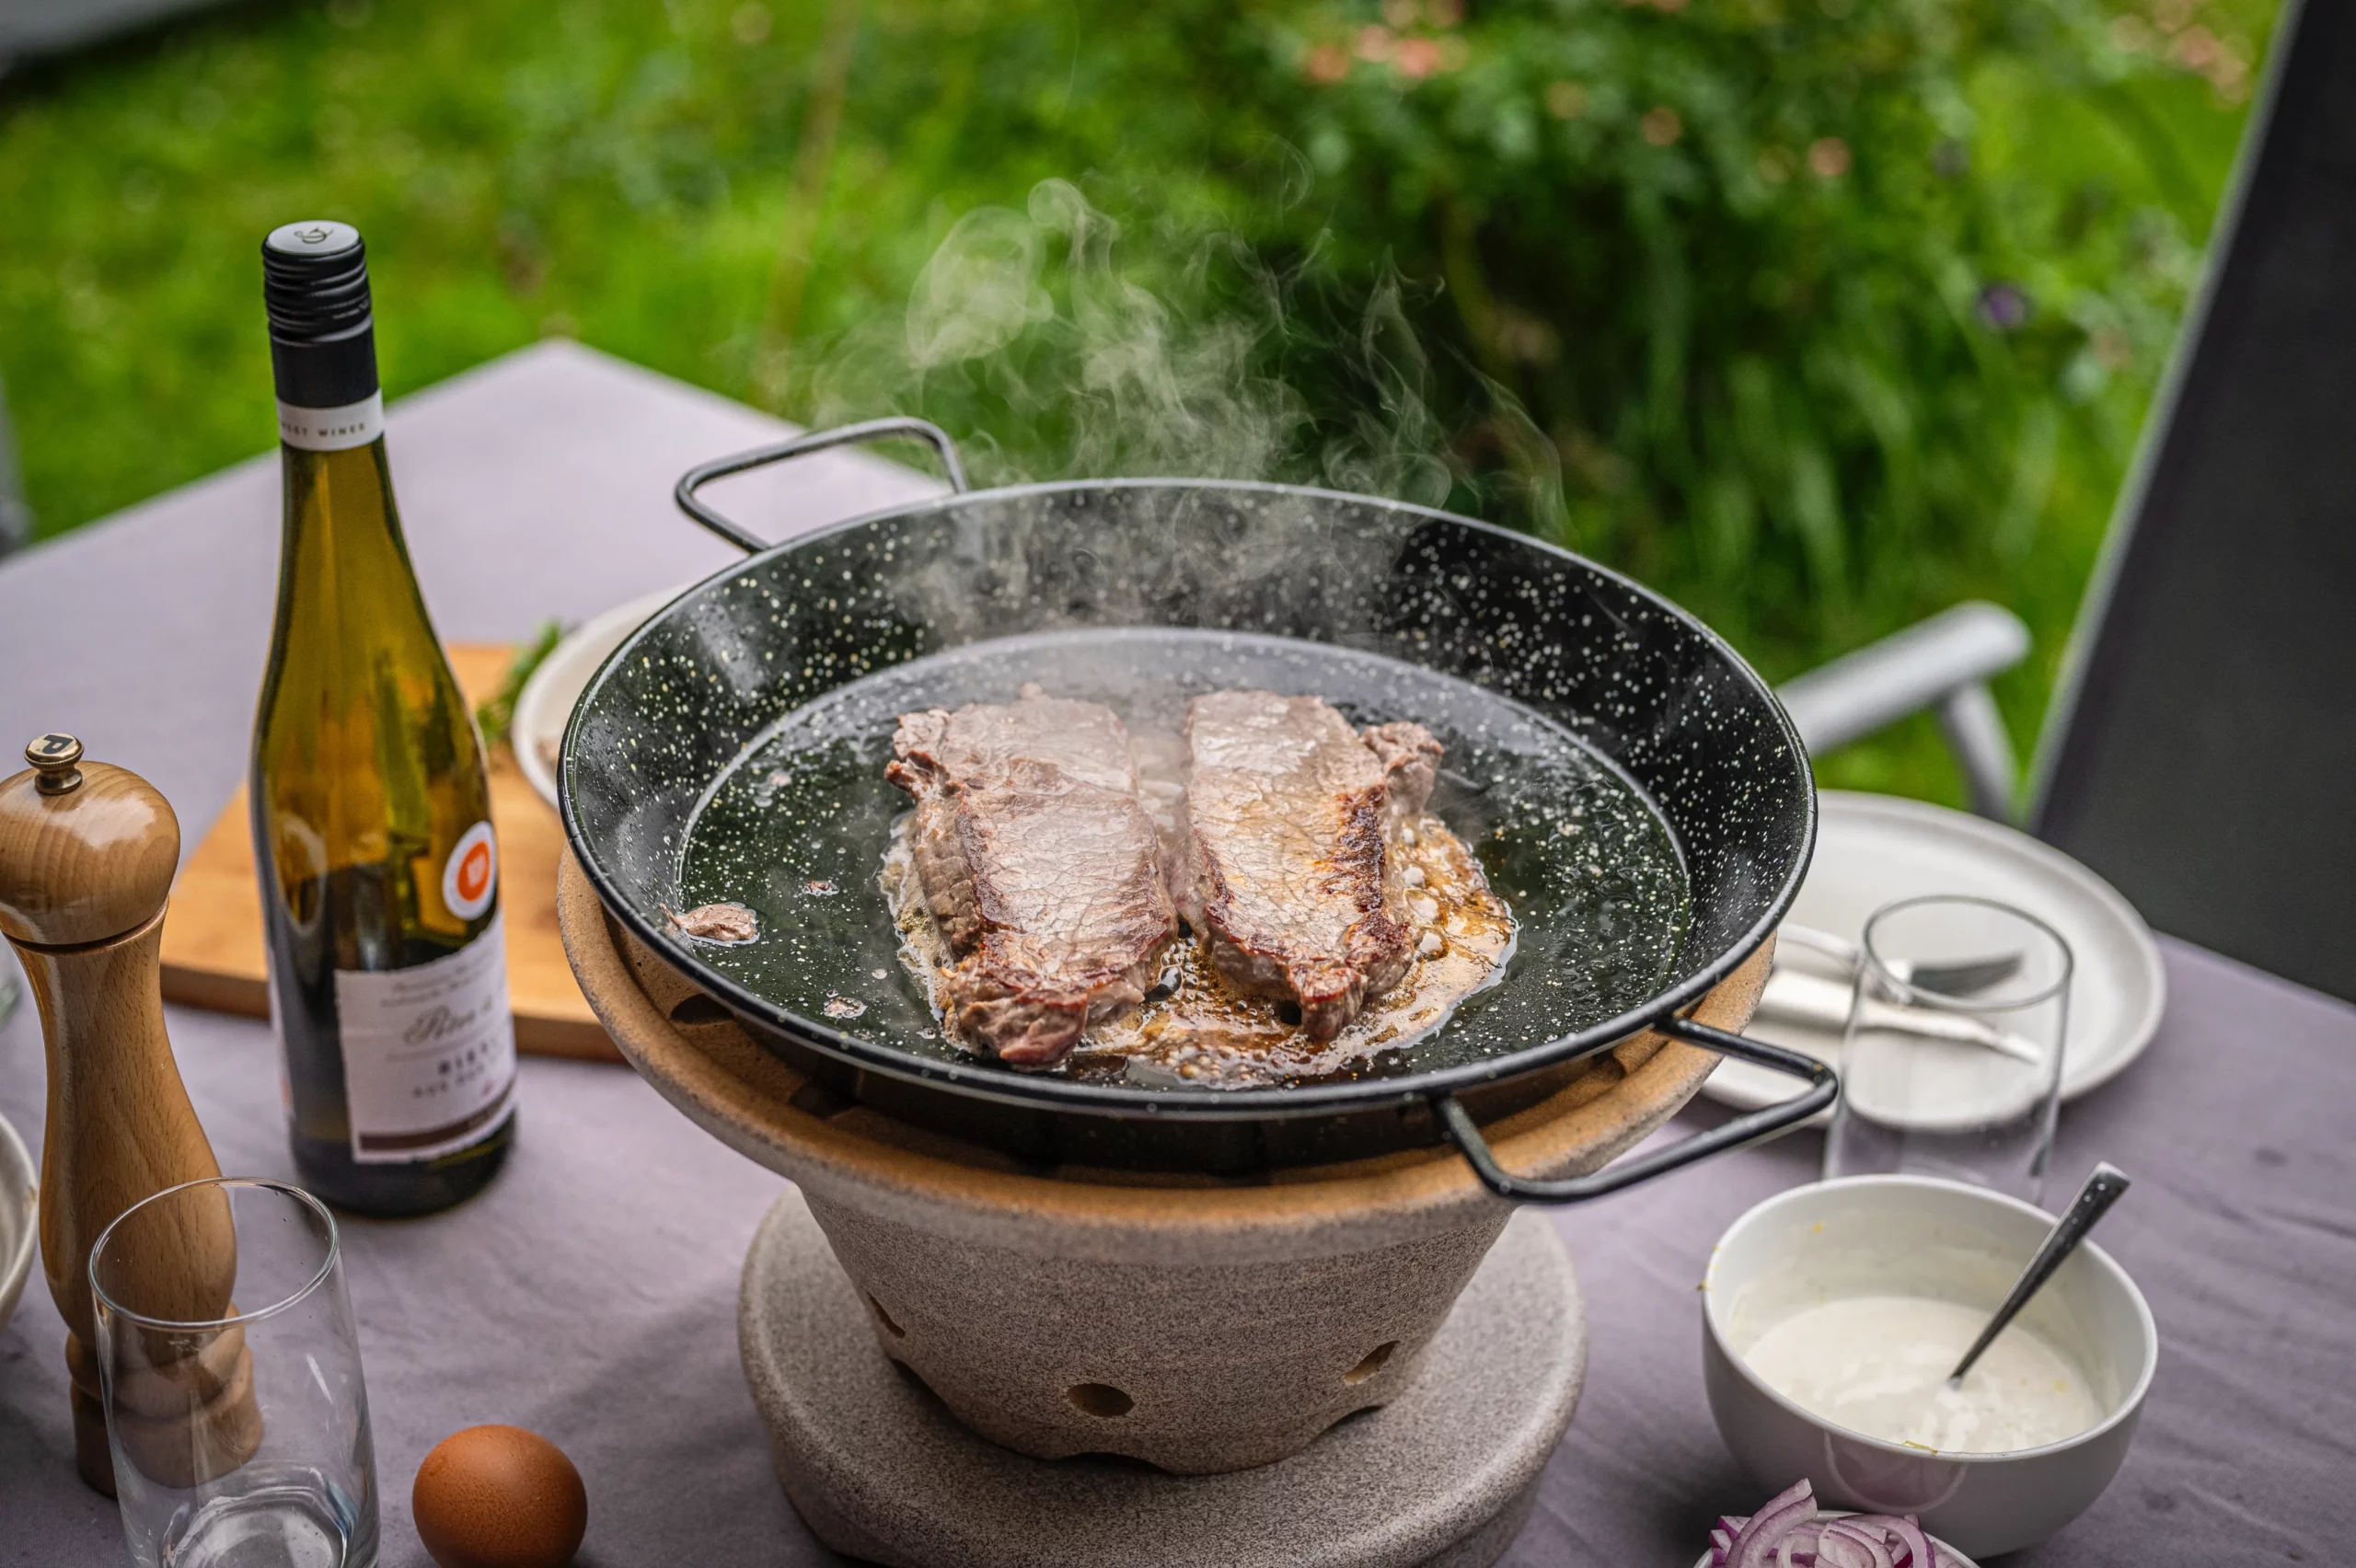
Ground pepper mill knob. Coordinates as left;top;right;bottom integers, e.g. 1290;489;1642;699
0;736;244;1495
28;732;85;792
0;732;181;950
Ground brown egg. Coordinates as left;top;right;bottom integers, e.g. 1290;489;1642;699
412;1424;587;1568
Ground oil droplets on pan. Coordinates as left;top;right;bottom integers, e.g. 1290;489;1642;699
674;627;1692;1088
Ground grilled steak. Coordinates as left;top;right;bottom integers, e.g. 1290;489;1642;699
1178;690;1444;1040
886;686;1177;1067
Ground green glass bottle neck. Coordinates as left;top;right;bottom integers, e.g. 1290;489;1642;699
277;440;420;593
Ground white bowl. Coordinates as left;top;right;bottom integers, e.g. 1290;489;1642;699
1703;1176;2155;1559
513;585;690;812
0;1109;36;1334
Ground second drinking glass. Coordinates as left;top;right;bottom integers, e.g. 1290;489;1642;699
89;1176;380;1568
1823;894;2072;1205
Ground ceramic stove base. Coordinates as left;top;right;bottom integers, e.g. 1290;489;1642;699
739;1192;1587;1568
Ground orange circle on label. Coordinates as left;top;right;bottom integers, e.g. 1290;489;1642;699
442;821;499;920
456;842;492;904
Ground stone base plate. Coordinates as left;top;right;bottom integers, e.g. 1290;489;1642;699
740;1193;1587;1568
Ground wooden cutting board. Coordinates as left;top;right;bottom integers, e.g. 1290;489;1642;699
159;643;622;1062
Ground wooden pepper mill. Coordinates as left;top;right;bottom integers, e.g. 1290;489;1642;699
0;733;257;1494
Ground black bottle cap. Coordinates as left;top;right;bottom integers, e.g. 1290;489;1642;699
263;220;379;409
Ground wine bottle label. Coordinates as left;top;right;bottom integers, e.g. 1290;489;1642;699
334;912;517;1164
278;391;384;452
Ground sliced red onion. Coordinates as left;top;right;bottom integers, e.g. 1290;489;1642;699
1727;1479;1816;1568
1709;1486;1969;1568
1846;1515;1933;1568
1811;1530;1867;1568
1819;1519;1896;1568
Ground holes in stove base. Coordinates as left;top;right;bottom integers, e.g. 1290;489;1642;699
1066;1382;1136;1418
1344;1341;1399;1385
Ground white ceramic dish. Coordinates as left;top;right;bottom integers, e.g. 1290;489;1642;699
1705;790;2166;1118
1703;1175;2156;1559
1689;1511;1978;1568
513;586;690;812
0;1109;36;1336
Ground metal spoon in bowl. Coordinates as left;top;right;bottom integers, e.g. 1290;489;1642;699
1948;1162;2132;1386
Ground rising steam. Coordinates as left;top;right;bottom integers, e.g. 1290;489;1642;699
784;178;1551;516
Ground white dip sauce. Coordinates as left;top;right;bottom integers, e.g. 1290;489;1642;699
1741;1295;2104;1453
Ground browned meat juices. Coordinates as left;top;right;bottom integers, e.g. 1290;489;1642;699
885;686;1178;1066
1177;690;1443;1040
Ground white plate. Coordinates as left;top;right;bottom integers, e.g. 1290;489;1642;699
1703;791;2166;1118
1690;1507;1979;1567
513;586;691;813
0;1109;35;1336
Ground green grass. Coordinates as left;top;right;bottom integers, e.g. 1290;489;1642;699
0;0;2279;805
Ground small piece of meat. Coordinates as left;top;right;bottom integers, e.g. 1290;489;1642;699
666;902;759;943
1361;722;1442;822
886;687;1177;1067
1178;691;1441;1040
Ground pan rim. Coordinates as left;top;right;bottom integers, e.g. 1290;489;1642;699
560;476;1817;1121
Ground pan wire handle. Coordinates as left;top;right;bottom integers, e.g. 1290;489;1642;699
673;417;973;553
1431;1017;1836;1205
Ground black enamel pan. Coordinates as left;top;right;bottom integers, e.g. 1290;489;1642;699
559;420;1833;1200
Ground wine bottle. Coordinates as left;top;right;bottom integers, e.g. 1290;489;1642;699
251;220;516;1216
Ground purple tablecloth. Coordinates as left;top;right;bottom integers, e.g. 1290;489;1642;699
4;343;2350;1565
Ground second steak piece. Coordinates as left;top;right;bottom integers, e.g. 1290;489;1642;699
1179;690;1444;1040
887;687;1177;1068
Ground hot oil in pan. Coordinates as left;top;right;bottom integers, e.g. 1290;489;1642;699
676;628;1692;1086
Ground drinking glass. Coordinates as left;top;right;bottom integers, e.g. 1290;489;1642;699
1823;895;2072;1205
90;1178;379;1568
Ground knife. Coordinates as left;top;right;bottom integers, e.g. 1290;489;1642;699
1754;967;2047;1066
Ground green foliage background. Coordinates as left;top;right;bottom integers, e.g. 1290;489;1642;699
0;0;2277;803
